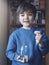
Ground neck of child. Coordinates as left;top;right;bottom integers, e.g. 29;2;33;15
22;26;32;30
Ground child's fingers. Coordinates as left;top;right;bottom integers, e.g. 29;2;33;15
35;34;42;39
35;33;42;43
34;31;41;35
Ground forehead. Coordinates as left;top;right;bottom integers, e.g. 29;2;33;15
19;10;33;14
18;6;33;14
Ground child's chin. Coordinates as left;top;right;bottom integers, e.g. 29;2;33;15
24;23;30;25
24;22;30;25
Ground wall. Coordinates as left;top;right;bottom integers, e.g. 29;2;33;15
0;0;8;65
45;0;49;65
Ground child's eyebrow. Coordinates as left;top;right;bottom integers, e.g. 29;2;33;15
27;11;33;13
20;13;24;15
19;12;24;14
28;12;32;13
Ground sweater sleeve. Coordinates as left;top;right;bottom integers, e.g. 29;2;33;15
38;29;49;56
6;32;19;61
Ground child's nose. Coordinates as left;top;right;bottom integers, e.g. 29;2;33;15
24;14;28;19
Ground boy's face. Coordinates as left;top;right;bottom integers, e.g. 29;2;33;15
18;11;34;28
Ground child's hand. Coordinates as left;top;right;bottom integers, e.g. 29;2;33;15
34;31;42;44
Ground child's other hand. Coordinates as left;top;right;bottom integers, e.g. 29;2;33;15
34;31;42;43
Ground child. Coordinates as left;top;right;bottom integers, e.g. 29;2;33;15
6;2;49;65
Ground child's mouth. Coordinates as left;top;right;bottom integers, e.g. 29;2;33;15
24;21;29;23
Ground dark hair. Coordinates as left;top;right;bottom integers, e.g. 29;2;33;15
16;2;36;18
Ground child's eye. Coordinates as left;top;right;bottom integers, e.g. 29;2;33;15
21;14;24;16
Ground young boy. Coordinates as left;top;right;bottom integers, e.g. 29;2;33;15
6;2;49;65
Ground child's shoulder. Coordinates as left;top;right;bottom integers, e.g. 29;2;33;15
14;27;22;33
10;27;22;36
33;26;45;33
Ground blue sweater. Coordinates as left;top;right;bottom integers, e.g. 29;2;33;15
6;27;49;65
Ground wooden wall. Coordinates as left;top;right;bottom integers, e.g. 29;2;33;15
45;0;49;65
